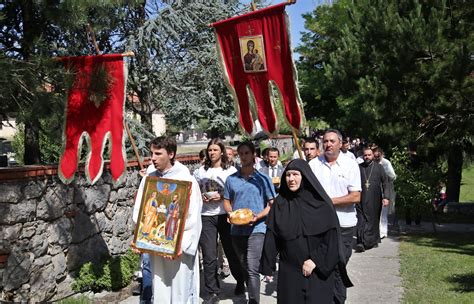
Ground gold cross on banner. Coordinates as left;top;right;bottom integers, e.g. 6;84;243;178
273;41;282;52
245;25;255;36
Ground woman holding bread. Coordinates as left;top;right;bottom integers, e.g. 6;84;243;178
194;138;245;303
260;159;352;303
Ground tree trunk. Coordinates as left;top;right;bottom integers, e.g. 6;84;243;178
20;1;41;165
140;111;153;133
446;143;463;202
24;119;41;164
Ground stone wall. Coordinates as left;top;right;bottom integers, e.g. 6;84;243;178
0;156;200;302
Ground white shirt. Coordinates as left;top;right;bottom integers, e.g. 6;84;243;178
341;150;356;161
309;153;361;227
194;166;237;216
133;160;202;303
379;158;396;181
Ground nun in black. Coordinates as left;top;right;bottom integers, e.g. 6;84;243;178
260;159;352;303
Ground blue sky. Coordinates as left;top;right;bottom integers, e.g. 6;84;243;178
285;0;323;49
241;0;324;49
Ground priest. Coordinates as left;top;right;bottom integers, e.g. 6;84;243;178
355;146;392;252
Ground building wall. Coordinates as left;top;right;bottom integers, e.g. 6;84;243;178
0;119;17;141
152;113;166;136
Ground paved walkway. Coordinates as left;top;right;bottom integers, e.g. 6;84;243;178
119;221;474;303
121;234;402;304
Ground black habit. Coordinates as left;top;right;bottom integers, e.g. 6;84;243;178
357;161;391;249
260;159;352;304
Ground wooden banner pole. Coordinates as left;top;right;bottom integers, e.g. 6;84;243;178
86;24;143;170
292;128;304;159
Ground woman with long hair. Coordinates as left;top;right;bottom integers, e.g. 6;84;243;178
195;138;245;303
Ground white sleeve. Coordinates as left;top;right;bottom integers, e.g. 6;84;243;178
181;178;203;256
132;176;147;223
385;160;397;181
347;160;362;192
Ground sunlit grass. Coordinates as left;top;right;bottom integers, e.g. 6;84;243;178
460;163;474;202
400;232;474;303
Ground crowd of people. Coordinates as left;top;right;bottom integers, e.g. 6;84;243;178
132;129;398;304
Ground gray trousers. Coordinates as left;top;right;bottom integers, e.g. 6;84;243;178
232;233;265;303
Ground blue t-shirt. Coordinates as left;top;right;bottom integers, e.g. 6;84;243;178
224;170;276;236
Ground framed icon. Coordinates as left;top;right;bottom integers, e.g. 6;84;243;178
133;176;192;258
239;35;267;73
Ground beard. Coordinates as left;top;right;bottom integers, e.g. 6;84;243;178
364;159;373;165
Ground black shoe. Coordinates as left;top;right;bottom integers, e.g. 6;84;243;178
355;243;365;253
248;299;258;304
234;282;246;295
204;293;219;304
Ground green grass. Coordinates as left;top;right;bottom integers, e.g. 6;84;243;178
460;164;474;202
400;232;474;304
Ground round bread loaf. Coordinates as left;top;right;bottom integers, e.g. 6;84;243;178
229;208;254;225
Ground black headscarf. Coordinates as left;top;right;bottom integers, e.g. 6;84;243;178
266;159;338;240
266;159;354;288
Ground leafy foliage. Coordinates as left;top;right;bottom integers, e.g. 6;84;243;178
125;0;242;137
297;0;473;200
1;1;245;164
72;250;140;293
390;147;441;215
0;1;141;164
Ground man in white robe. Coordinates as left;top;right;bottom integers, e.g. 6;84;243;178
133;136;203;304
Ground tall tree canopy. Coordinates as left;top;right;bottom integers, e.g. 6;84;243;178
297;0;473;201
0;0;242;164
125;0;241;138
0;1;138;164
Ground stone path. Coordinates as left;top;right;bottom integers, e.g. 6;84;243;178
79;220;474;303
118;221;474;303
120;234;402;304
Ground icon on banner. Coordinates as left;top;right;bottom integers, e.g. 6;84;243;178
240;35;267;73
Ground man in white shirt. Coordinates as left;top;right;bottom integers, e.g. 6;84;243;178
341;139;356;161
303;137;320;162
309;129;361;304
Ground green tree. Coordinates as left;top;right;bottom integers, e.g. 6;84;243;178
125;0;242;138
298;0;473;201
0;1;139;164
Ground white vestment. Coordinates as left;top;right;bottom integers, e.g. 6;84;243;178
133;161;203;304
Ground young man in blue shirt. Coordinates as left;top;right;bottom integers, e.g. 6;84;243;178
224;142;276;304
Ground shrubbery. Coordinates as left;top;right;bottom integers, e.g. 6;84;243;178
72;250;140;292
390;147;441;218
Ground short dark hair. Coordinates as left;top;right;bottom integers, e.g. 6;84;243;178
304;137;319;149
362;146;373;152
324;128;343;142
150;136;177;164
268;147;280;156
198;149;207;161
373;147;384;154
237;141;255;154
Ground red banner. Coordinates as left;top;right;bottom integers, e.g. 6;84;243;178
211;3;303;134
58;54;127;184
